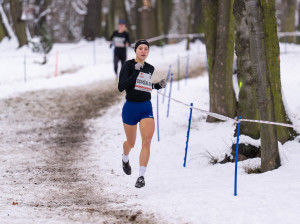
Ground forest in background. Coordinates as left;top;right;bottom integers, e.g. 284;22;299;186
0;0;299;46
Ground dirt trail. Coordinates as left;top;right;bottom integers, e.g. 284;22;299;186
0;80;164;223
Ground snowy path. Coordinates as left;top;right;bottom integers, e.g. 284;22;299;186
0;81;165;223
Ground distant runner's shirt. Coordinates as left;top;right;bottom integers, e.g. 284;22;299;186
109;30;130;55
118;59;155;102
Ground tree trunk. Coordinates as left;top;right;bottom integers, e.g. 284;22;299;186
137;0;156;40
203;0;236;122
155;0;163;46
120;0;132;40
107;0;116;39
278;0;297;43
245;0;280;172
9;0;27;47
261;0;296;143
193;0;204;34
296;2;300;44
233;0;260;138
186;0;194;50
83;0;102;40
0;9;9;42
162;0;173;37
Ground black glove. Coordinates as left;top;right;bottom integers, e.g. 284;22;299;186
109;43;113;48
153;79;167;89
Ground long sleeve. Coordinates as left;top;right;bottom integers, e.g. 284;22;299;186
118;61;140;92
109;31;115;41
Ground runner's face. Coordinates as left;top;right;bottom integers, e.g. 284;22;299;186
119;24;126;32
136;44;149;62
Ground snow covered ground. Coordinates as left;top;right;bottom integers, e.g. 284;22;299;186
1;38;300;223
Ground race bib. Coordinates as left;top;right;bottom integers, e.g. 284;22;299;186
114;37;125;47
134;72;152;93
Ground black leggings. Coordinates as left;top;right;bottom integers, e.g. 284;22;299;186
114;53;126;75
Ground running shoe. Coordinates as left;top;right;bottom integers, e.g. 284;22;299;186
135;176;145;188
122;160;131;175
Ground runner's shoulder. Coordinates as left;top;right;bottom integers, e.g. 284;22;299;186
144;62;155;73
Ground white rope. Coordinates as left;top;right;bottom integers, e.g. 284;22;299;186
157;91;299;129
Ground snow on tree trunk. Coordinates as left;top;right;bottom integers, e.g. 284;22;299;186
245;0;280;172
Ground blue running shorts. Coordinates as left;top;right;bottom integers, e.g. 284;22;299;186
122;100;154;125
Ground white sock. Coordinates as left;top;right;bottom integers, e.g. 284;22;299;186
139;166;146;177
122;154;129;163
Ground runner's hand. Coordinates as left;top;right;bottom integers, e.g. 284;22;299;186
153;79;166;89
158;79;166;88
135;63;143;70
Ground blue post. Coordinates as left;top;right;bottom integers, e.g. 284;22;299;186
183;103;193;167
162;65;172;104
157;90;160;142
167;73;173;118
24;54;26;83
234;116;241;196
185;54;189;86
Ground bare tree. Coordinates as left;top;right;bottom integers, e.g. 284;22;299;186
9;0;27;47
233;0;260;139
245;0;280;172
0;6;9;41
83;0;102;40
203;0;236;122
275;0;297;42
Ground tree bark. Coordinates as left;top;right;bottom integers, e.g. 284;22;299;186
120;0;132;40
233;0;260;138
9;0;27;47
155;0;163;46
136;0;156;40
296;2;300;44
193;0;204;34
261;0;296;143
245;0;280;172
0;9;9;42
203;0;236;122
83;0;102;40
278;0;297;43
186;0;194;50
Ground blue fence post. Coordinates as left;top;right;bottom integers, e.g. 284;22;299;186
162;65;172;104
24;54;26;83
183;103;193;167
157;90;160;142
234;116;241;196
167;73;173;118
185;54;189;86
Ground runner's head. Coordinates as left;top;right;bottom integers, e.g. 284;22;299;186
118;19;126;32
135;40;149;63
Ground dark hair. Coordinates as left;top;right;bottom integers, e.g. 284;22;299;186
134;39;149;52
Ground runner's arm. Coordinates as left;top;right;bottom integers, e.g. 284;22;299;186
118;62;140;92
